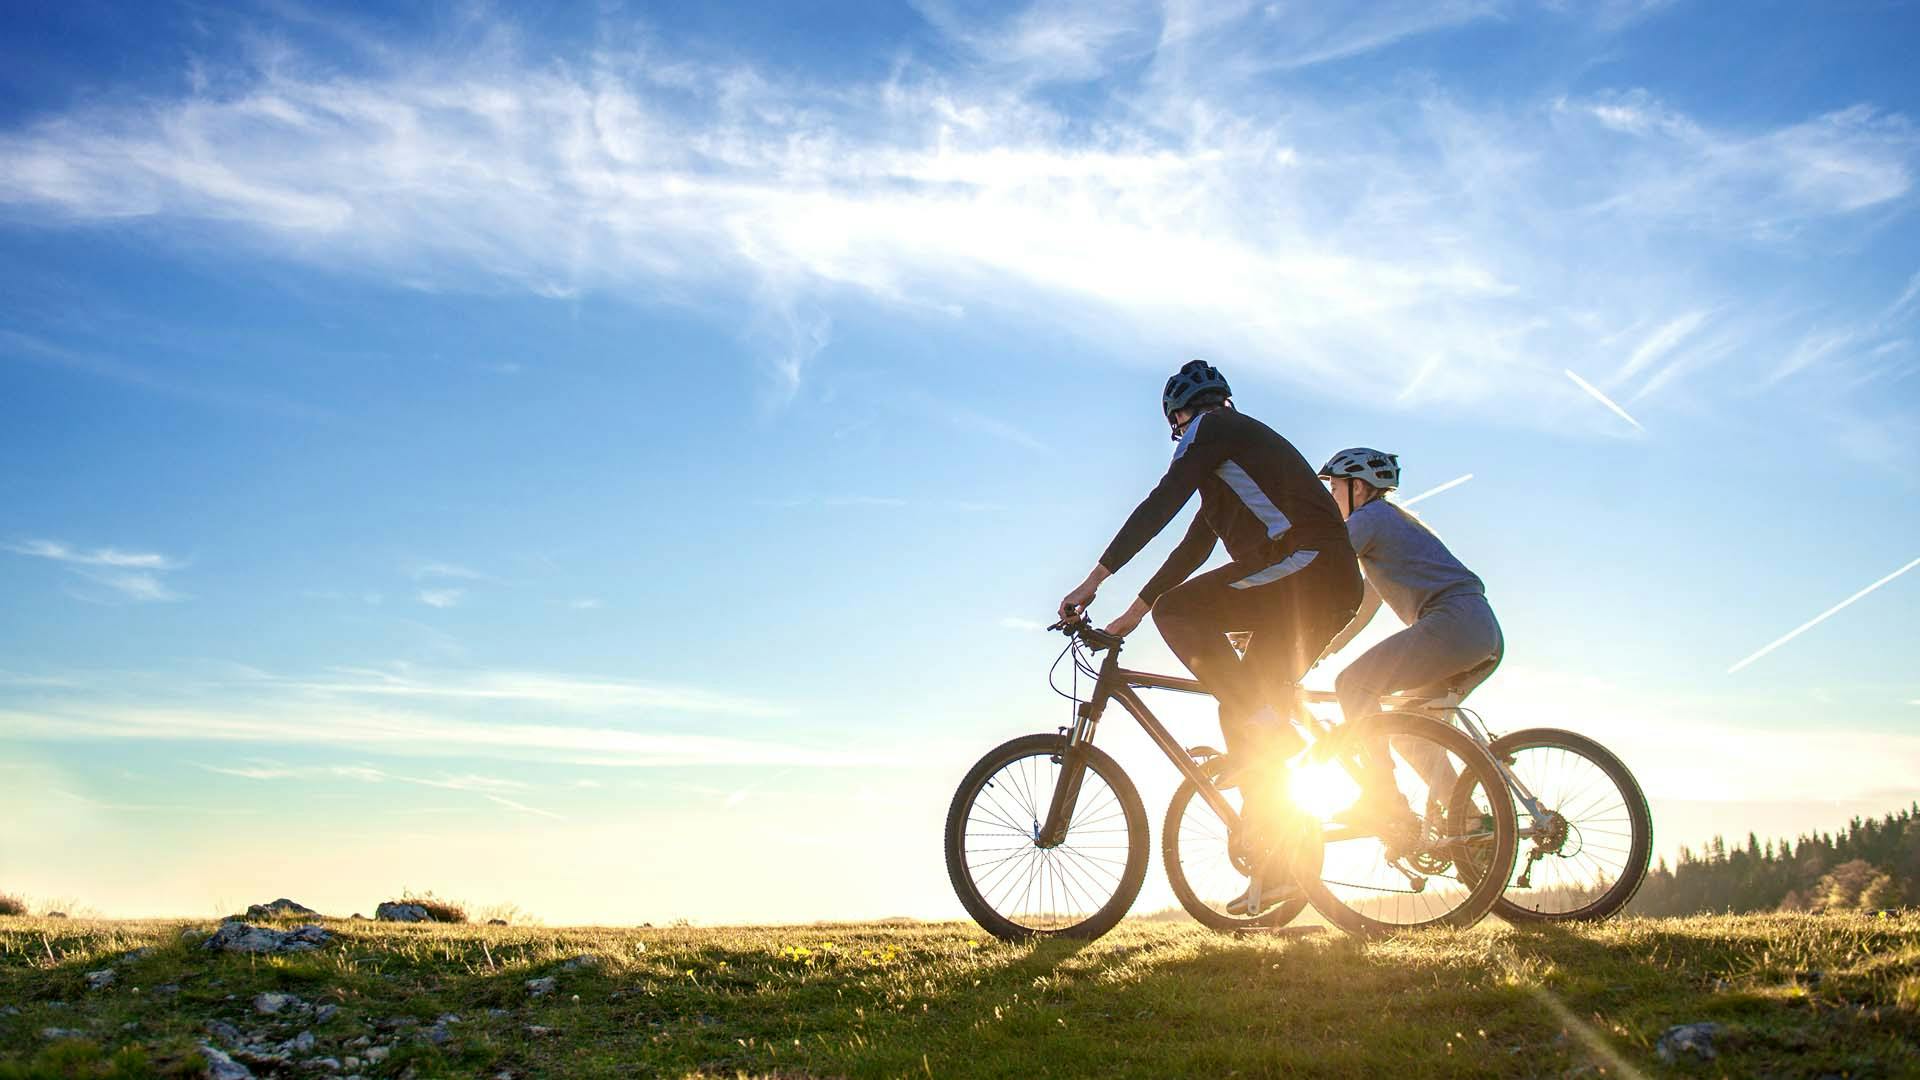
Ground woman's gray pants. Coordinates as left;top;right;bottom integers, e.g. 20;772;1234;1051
1335;592;1504;795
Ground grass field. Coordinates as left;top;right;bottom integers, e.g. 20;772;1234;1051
3;912;1917;1078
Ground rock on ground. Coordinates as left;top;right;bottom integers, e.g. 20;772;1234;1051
246;898;320;920
374;902;431;922
202;922;334;954
525;976;557;997
200;1042;257;1079
84;969;115;990
1656;1022;1723;1062
253;992;305;1015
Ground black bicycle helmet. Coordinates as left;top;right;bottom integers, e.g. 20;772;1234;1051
1162;359;1231;422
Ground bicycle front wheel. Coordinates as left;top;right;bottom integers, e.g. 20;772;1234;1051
1291;712;1518;936
945;733;1149;941
1479;728;1652;922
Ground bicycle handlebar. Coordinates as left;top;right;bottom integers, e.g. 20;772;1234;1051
1049;614;1124;653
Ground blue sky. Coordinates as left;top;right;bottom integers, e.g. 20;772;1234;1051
2;0;1917;924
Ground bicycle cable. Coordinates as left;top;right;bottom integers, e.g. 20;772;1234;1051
1046;636;1080;705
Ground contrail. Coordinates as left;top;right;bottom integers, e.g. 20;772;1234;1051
1564;369;1645;431
1400;473;1474;506
1729;555;1920;674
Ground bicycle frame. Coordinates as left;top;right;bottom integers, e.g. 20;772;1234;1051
1037;640;1236;847
1299;687;1552;829
1037;633;1548;847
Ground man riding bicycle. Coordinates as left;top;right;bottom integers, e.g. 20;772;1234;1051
1057;361;1364;907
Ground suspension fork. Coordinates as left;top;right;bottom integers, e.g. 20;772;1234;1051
1036;650;1116;848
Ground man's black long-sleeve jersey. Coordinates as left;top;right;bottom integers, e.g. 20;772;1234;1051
1097;408;1352;605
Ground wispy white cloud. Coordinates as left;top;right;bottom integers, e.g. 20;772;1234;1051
290;665;785;716
998;615;1050;632
0;671;81;689
201;761;527;791
1571;93;1914;227
198;761;558;818
568;597;603;610
412;561;488;581
201;764;297;780
4;684;842;766
1766;270;1920;387
484;793;564;820
757;494;1001;512
35;703;844;765
6;538;188;602
418;588;464;608
1616;310;1708;383
0;329;329;419
5;538;180;570
0;9;1912;422
904;390;1050;452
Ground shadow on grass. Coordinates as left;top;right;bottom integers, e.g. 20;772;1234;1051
6;916;1919;1079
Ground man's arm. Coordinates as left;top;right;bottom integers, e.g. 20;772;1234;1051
1095;419;1222;577
1103;512;1216;637
1320;577;1382;659
1140;511;1216;609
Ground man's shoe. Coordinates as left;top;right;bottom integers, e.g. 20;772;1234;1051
1226;875;1302;916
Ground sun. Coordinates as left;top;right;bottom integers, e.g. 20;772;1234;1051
1288;758;1362;820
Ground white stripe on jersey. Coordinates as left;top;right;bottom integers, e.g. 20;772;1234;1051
1229;549;1319;590
1216;460;1292;540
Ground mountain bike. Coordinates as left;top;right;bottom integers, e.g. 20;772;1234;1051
944;617;1520;940
1320;677;1654;922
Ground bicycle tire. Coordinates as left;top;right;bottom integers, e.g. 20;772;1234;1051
945;732;1150;941
1480;728;1652;923
1162;759;1310;932
1292;712;1518;936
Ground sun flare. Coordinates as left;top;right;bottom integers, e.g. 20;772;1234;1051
1288;759;1362;820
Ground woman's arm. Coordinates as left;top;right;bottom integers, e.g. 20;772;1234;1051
1320;577;1382;660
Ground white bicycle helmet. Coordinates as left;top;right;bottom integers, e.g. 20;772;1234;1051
1318;447;1400;490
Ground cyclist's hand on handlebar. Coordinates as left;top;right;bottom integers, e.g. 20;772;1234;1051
1059;582;1097;622
1102;597;1148;640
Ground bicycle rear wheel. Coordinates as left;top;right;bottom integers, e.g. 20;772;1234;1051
1163;754;1310;932
1476;728;1652;922
945;732;1149;941
1290;712;1517;936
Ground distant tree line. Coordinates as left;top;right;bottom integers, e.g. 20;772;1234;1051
1627;803;1920;916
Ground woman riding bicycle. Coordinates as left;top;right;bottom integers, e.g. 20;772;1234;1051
1317;448;1505;737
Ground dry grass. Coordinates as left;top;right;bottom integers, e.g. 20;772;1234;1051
1;912;1917;1078
390;891;468;924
